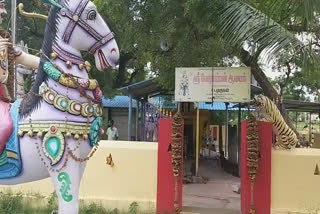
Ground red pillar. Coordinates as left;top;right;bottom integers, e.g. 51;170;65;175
157;118;183;214
241;121;272;214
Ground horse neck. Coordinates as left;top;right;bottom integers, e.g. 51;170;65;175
45;41;93;102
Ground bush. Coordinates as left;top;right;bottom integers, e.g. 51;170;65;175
0;192;154;214
0;191;24;214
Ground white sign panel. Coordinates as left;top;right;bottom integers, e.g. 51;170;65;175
175;67;251;103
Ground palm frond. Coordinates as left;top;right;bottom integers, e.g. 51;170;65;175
219;0;319;65
257;0;320;28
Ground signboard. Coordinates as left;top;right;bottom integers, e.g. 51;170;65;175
175;67;251;103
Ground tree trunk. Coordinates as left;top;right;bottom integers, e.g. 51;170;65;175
115;52;136;87
240;49;306;146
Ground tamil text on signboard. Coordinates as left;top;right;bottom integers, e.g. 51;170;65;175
175;67;251;103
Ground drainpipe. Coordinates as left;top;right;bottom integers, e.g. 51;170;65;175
225;102;229;158
128;94;132;141
238;103;241;176
136;100;139;141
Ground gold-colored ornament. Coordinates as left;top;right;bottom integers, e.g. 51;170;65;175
18;130;24;137
18;121;92;142
66;61;72;68
37;131;44;138
28;130;34;137
78;64;84;70
66;132;72;138
85;61;91;72
74;133;80;140
50;52;57;60
88;79;98;90
50;73;98;91
106;154;114;167
83;134;88;140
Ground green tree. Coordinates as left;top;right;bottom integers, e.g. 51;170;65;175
94;0;236;91
2;1;47;55
271;75;311;101
218;0;320;98
218;0;320;145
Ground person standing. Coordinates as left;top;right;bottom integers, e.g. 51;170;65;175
106;120;119;140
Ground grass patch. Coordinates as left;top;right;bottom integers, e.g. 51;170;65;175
0;191;154;214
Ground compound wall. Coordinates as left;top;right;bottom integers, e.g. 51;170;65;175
271;148;320;214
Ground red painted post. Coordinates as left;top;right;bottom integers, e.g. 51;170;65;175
157;118;183;214
241;121;272;214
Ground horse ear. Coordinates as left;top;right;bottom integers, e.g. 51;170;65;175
43;0;63;9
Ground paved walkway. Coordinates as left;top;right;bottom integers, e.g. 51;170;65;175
182;207;241;214
182;159;241;214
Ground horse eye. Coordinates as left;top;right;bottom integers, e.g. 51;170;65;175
87;10;97;20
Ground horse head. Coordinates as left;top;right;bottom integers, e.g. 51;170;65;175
47;0;119;71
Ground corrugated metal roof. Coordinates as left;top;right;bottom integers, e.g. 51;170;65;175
102;96;137;108
118;78;166;99
103;96;249;111
199;102;228;110
198;102;246;111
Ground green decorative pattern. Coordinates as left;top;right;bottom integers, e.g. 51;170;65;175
43;61;61;82
58;172;73;202
89;117;102;147
0;151;8;166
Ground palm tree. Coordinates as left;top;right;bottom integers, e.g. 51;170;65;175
218;0;320;145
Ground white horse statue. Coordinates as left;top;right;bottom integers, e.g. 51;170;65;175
0;0;119;213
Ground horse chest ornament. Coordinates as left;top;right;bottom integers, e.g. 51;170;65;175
0;0;119;213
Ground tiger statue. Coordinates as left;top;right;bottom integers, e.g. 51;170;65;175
252;94;299;150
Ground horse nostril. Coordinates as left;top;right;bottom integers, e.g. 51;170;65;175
111;48;117;54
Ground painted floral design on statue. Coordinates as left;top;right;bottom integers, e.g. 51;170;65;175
77;78;89;88
89;117;102;147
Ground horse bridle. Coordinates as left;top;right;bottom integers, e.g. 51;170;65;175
59;0;115;55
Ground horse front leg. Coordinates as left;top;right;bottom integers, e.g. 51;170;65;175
49;151;87;214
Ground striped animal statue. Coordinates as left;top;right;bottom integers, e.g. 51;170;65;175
252;94;299;149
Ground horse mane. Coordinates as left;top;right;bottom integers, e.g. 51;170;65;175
19;0;68;118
